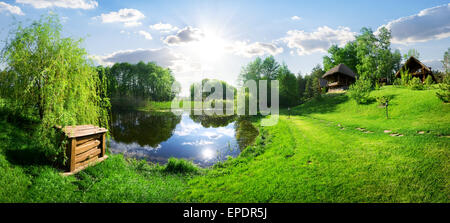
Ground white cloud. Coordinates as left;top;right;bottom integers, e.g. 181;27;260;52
282;26;355;55
227;41;283;58
91;48;180;67
138;30;152;40
149;22;179;33
16;0;97;9
174;121;203;136
182;140;214;146
379;4;450;44
423;59;444;71
97;8;145;27
0;2;24;15
291;16;301;21
163;26;204;46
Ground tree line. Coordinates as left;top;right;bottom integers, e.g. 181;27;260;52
99;61;176;102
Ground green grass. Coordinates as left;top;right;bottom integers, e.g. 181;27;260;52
1;86;449;202
138;100;236;112
182;86;449;202
0;116;193;202
138;101;174;111
292;86;449;135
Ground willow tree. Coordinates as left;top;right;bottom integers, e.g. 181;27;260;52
0;15;109;162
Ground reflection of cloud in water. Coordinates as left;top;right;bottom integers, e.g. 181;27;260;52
182;140;214;146
217;127;235;137
109;140;161;157
174;119;202;136
202;132;222;139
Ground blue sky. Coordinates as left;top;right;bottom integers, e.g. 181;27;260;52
0;0;449;94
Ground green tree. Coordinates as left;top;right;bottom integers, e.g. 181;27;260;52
442;48;450;74
105;61;176;102
0;15;109;162
296;72;306;102
323;42;358;73
348;75;372;104
278;64;298;107
404;48;420;61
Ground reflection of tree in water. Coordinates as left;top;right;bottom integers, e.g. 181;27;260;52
110;109;181;147
235;119;259;150
189;110;236;128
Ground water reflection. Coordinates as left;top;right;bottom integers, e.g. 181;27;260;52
108;109;258;167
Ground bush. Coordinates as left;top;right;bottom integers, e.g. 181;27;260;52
409;77;424;90
400;69;412;86
393;78;402;87
165;158;198;174
348;76;372;104
436;75;450;103
376;95;391;106
424;75;434;86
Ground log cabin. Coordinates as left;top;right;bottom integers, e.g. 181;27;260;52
395;56;436;82
322;64;356;93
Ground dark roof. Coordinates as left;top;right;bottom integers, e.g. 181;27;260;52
322;64;356;79
395;56;432;77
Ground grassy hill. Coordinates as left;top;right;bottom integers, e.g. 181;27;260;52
182;86;449;202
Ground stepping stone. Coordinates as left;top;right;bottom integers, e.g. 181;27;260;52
356;127;366;131
364;131;374;134
384;130;392;133
398;134;404;137
390;133;399;137
340;127;345;130
417;131;425;134
337;124;342;127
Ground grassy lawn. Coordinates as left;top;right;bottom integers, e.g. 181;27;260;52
1;86;449;202
182;86;449;202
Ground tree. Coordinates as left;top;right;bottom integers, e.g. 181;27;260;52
443;48;450;74
348;75;372;104
0;15;109;162
323;42;358;73
325;27;400;84
239;56;299;107
296;72;306;102
104;61;176;102
278;64;298;107
404;48;420;61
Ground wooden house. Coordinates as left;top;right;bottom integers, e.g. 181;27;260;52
322;64;356;92
395;56;435;82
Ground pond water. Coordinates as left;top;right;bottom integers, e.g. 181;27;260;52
108;109;258;167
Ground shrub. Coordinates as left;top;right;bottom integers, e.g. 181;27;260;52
376;95;391;106
424;75;434;86
409;77;424;90
393;78;402;87
165;158;198;174
348;75;372;104
436;75;450;103
400;69;412;86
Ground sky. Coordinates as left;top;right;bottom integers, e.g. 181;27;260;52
0;0;449;95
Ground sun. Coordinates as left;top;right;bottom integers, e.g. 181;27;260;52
191;30;229;63
201;148;216;160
